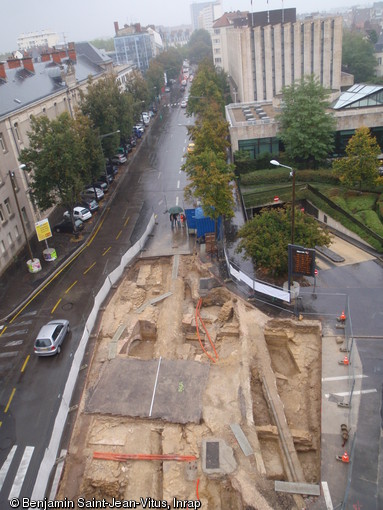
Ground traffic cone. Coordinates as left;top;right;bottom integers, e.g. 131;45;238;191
339;310;346;322
341;451;350;463
338;355;350;366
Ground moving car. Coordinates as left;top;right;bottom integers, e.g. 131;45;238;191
34;319;70;356
82;187;104;201
63;206;92;222
181;100;187;108
53;218;84;234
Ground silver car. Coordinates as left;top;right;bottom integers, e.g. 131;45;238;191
33;319;70;356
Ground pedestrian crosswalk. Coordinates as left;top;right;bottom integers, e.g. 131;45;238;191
0;445;35;502
0;317;34;368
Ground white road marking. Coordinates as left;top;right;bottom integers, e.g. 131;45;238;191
4;340;23;347
9;446;34;499
0;446;17;490
321;481;333;510
0;352;18;358
322;374;367;382
48;449;67;500
177;180;180;189
325;389;377;398
176;196;179;206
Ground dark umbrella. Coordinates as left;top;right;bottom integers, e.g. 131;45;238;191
168;206;183;215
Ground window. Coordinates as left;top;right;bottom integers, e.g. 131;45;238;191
14;122;22;142
7;232;13;246
0;133;7;153
21;206;28;223
0;240;6;254
0;205;4;222
4;198;12;215
14;225;20;238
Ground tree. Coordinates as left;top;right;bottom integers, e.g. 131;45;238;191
20;113;88;214
183;149;235;230
278;75;336;167
332;126;381;190
189;102;230;159
186;29;213;64
79;74;132;158
187;59;224;116
237;207;331;277
342;30;377;82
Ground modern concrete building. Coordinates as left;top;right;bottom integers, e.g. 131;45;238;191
197;1;222;35
17;30;59;51
113;22;154;72
225;84;383;158
190;0;221;31
214;8;344;103
0;43;109;276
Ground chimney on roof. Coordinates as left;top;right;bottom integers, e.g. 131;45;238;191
67;47;77;62
59;50;66;60
135;23;141;32
41;53;51;62
52;51;61;64
0;62;6;80
22;57;35;73
7;58;22;69
114;21;119;34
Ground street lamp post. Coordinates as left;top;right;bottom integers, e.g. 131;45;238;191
270;159;295;245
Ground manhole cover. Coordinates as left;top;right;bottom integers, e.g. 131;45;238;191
62;302;74;311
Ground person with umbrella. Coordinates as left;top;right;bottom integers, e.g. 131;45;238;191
169;206;183;228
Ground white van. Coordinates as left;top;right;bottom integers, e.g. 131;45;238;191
141;112;150;125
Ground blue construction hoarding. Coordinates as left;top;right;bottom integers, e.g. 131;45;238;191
184;208;221;239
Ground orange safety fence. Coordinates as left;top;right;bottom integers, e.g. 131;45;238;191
93;452;197;462
195;297;219;363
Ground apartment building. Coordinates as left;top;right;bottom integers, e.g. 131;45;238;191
113;22;154;72
213;8;343;103
0;43;109;276
17;30;59;51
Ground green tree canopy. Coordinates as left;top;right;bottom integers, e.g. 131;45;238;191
342;30;377;82
186;29;213;65
188;102;230;159
183;149;235;223
187;59;224;116
278;75;336;167
20;113;89;212
237;207;331;276
332;126;381;189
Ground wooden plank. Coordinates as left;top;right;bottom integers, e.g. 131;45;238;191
274;481;320;496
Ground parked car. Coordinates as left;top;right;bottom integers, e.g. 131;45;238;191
82;187;104;201
187;142;195;153
53;218;84;234
34;319;70;356
141;112;150;125
91;180;109;192
98;173;113;185
165;86;170;92
63;206;92;222
181;100;187;108
111;154;127;165
79;197;99;213
106;162;118;176
128;135;137;147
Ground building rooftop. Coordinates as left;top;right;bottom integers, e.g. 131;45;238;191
226;101;279;127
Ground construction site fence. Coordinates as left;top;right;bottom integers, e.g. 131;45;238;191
30;213;156;502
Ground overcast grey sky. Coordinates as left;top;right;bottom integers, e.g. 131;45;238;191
1;0;373;53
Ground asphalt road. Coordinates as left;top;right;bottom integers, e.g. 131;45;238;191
0;86;193;507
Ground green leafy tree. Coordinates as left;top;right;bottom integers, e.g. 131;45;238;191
186;29;213;65
156;47;183;81
278;75;336;167
189;102;230;159
90;38;115;51
333;126;381;190
342;30;377;82
187;59;224;116
80;71;133;157
75;113;105;184
184;149;235;229
20;113;88;214
237;207;331;276
146;60;166;100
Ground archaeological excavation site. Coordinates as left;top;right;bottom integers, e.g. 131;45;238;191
57;254;322;509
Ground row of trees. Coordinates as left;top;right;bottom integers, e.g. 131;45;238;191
182;59;235;230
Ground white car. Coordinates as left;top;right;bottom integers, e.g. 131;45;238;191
64;207;92;222
181;100;187;108
82;187;104;201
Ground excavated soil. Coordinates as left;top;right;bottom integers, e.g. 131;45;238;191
57;254;322;509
